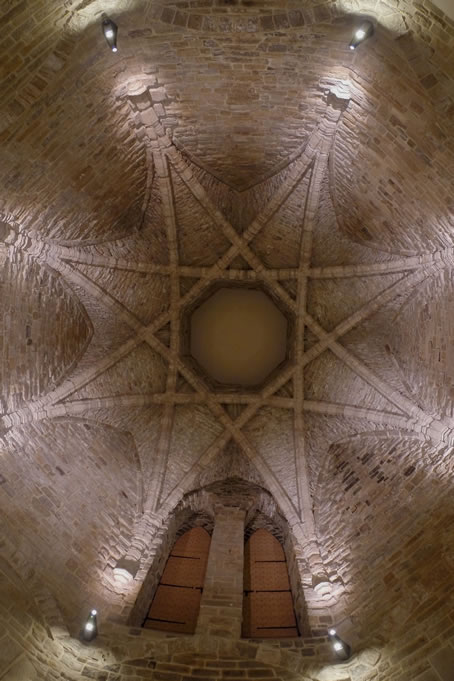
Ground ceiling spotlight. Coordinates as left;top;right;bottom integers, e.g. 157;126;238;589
328;627;352;661
81;609;98;642
349;20;374;50
102;17;118;52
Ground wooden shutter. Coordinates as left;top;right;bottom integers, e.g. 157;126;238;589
143;527;211;633
243;529;298;638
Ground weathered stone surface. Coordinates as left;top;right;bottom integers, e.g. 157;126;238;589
1;0;454;679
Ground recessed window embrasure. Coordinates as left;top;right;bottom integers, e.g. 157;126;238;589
243;529;299;638
143;527;211;633
180;282;295;393
131;482;308;638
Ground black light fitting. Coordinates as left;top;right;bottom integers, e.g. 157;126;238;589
102;17;118;52
328;627;352;661
81;609;98;642
349;20;374;50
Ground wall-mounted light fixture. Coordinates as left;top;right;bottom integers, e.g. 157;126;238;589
328;627;352;661
81;609;98;642
102;17;118;52
349;20;374;50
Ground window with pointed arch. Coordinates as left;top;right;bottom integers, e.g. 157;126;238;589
142;526;211;633
243;528;299;638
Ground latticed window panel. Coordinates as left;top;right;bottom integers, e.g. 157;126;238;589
143;527;211;633
245;560;290;591
172;527;211;556
144;585;202;633
243;529;298;638
160;554;207;588
247;528;286;562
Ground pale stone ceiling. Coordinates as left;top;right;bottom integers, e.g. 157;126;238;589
432;0;454;20
189;288;289;386
1;0;454;678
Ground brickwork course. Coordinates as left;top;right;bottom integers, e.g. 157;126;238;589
1;0;454;679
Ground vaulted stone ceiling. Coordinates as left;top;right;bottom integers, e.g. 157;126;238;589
1;0;454;677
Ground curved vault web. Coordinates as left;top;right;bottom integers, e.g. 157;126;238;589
1;1;454;677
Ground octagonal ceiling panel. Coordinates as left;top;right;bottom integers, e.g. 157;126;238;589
189;287;289;388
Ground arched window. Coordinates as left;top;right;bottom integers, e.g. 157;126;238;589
143;527;211;633
243;528;299;638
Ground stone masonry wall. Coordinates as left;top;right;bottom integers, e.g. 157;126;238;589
1;1;454;679
196;506;246;639
2;538;454;681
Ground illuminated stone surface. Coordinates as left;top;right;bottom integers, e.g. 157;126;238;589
1;0;454;678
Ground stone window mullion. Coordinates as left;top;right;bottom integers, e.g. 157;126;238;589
196;505;246;638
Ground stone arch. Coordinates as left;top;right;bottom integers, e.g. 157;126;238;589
142;526;212;633
243;528;299;639
245;506;311;637
131;477;315;635
128;492;216;627
127;477;316;630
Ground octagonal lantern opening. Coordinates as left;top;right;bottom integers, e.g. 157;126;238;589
181;283;294;392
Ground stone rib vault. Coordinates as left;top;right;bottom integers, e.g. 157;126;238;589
1;0;454;679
